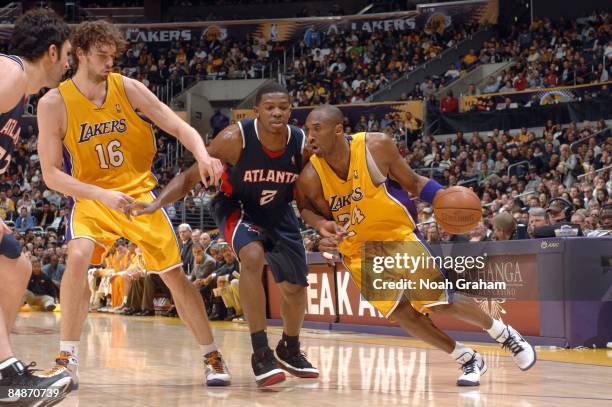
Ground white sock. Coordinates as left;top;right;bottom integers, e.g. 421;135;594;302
450;342;475;364
0;357;18;370
60;341;80;359
200;343;217;356
486;319;506;341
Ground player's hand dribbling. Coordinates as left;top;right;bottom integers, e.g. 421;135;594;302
99;190;135;212
198;155;223;188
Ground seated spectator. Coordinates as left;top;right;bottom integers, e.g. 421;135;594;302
35;201;58;229
42;254;65;294
0;190;15;220
212;248;242;321
586;204;612;237
191;242;216;314
24;257;57;312
15;207;35;233
528;207;549;238
492;212;517;240
207;245;239;320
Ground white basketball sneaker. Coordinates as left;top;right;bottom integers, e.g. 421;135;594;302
203;351;231;386
456;351;487;386
495;324;537;371
55;351;79;390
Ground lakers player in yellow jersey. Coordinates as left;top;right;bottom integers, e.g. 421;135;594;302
36;21;230;388
297;105;536;387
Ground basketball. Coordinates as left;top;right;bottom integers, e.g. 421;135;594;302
433;186;482;234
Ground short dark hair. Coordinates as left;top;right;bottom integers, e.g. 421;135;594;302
255;82;289;106
10;9;70;62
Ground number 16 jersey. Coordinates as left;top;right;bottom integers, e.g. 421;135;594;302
59;73;158;197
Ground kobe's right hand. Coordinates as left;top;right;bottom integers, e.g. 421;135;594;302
316;220;346;239
318;236;339;254
99;190;135;212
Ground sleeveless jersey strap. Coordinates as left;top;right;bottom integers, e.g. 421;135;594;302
0;54;25;70
238;118;256;150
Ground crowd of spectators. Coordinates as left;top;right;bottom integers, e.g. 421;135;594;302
286;22;480;106
401;12;611;113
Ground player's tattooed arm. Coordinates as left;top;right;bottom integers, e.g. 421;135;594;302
366;132;429;197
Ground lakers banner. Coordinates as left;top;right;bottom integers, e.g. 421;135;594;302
417;0;498;31
0;0;497;42
232;101;423;127
461;81;612;112
124;1;497;44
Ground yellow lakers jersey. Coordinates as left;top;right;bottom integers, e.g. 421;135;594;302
309;132;417;262
59;73;157;196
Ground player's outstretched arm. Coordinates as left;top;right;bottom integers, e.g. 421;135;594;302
121;76;223;188
127;124;243;217
38;90;135;211
128;163;200;217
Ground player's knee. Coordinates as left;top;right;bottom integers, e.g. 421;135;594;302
69;248;93;265
238;246;264;274
281;283;304;296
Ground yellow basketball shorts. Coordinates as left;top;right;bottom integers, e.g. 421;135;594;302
66;191;182;273
343;232;451;319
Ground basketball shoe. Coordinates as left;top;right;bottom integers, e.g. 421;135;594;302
203;351;231;386
456;351;487;386
0;358;72;406
274;339;319;379
494;324;536;371
251;347;285;387
54;351;79;390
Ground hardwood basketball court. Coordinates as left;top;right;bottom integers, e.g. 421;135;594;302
12;312;612;406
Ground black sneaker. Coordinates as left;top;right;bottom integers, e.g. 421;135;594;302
251;347;285;387
0;359;72;406
275;340;319;379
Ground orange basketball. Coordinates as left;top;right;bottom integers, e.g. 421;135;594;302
432;186;482;234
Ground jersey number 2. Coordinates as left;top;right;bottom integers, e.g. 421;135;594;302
260;189;277;206
95;140;124;169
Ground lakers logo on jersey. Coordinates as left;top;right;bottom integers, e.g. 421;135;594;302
59;73;158;196
78;119;127;143
329;187;363;211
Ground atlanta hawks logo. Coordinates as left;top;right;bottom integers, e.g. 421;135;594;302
247;224;261;234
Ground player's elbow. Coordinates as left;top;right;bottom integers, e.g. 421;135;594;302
41;167;62;191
